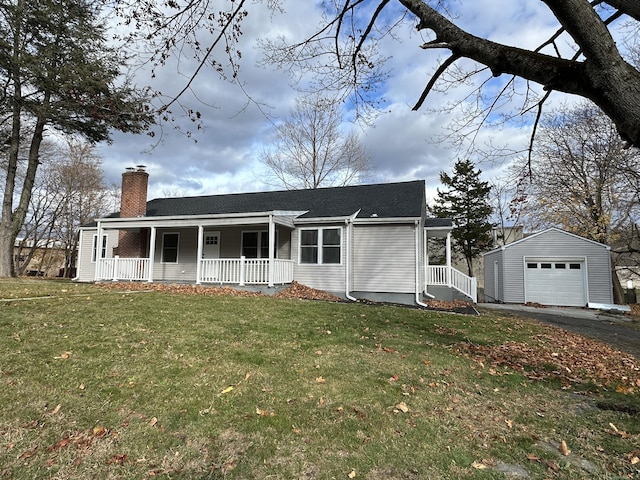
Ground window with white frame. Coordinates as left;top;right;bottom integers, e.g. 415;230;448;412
242;231;277;259
300;227;341;264
91;234;107;262
162;233;180;263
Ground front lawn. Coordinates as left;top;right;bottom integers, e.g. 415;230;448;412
0;279;638;479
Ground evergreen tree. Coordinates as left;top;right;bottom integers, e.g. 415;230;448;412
431;159;493;276
0;0;153;277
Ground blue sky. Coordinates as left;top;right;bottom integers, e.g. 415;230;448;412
96;1;585;203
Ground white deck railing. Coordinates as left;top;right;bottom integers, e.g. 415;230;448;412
426;265;477;303
97;257;150;281
200;258;294;285
98;257;294;286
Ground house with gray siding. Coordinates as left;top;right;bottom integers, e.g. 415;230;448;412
483;228;612;307
76;168;477;304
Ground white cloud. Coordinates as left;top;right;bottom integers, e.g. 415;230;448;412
96;0;599;202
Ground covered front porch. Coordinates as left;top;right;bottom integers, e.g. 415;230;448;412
93;210;298;288
96;256;295;286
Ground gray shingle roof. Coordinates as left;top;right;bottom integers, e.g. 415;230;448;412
142;180;427;219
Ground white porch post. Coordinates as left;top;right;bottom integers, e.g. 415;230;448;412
148;226;156;282
94;221;103;281
268;214;275;287
196;225;204;284
446;231;452;287
424;228;429;286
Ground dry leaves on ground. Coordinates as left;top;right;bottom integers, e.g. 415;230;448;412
458;325;640;392
97;282;263;297
273;281;343;301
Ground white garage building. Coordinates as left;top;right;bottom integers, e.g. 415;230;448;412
483;228;613;307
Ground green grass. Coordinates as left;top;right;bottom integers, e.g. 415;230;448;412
0;279;638;479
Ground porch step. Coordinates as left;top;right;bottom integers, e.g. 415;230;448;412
425;285;474;302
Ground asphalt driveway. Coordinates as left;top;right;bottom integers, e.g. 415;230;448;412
477;303;640;359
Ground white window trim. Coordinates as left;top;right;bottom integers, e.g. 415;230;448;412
298;226;342;265
91;233;107;263
161;232;180;264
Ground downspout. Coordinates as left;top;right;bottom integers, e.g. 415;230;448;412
345;211;359;301
415;220;430;307
423;226;435;299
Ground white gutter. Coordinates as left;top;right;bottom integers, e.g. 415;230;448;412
415;220;430;308
344;210;360;302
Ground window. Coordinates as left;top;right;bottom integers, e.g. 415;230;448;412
91;234;107;262
162;233;179;263
300;227;341;264
555;263;566;269
541;263;552;269
242;231;277;259
526;263;537;269
569;263;581;270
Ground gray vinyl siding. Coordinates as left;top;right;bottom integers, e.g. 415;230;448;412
291;225;346;293
482;250;501;302
484;229;612;304
153;228;199;282
76;228;119;282
352;224;416;293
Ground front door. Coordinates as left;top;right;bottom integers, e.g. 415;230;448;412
202;231;220;259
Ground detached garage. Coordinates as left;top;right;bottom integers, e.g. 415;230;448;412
483;228;612;307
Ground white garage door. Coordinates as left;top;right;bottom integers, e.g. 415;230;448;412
525;260;586;306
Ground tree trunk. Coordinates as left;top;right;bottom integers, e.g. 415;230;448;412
611;264;625;305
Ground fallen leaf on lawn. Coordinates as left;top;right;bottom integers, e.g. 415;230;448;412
19;446;38;459
56;351;72;359
46;436;71;452
471;461;488;470
545;460;560;471
220;386;234;394
292;425;301;434
107;454;128;465
526;453;540;462
348;469;357;478
382;347;394;353
608;422;630;438
505;419;513;428
50;404;62;415
256;407;275;417
423;359;431;366
630;456;639;465
93;426;108;438
389;374;399;382
394;402;409;413
148;417;158;427
559;440;571;456
315;376;326;384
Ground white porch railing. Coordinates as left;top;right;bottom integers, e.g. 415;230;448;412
97;257;295;286
200;257;294;285
97;257;150;281
426;265;477;303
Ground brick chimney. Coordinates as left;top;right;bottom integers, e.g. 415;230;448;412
117;166;149;258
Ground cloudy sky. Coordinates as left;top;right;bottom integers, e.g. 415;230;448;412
96;1;583;203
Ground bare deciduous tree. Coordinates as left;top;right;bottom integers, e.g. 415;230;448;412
117;1;640;150
260;96;372;189
17;140;115;277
